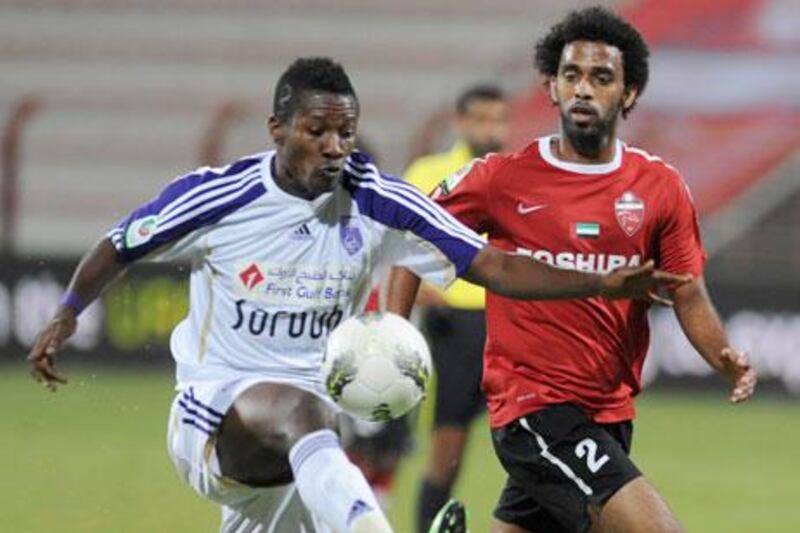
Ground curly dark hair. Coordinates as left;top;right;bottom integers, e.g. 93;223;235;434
534;6;649;113
273;57;358;122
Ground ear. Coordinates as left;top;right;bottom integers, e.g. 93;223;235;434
622;86;639;114
268;115;285;146
547;76;558;106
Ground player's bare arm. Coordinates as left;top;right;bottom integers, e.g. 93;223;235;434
386;266;422;318
28;238;125;390
464;246;690;302
387;247;691;317
671;276;757;403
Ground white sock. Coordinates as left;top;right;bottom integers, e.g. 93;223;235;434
289;429;393;533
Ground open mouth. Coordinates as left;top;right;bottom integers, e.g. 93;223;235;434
568;105;599;127
570;105;597;118
317;165;342;178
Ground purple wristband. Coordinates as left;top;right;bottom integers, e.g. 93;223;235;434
61;291;85;316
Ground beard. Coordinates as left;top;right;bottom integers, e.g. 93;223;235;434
468;139;504;158
560;104;620;159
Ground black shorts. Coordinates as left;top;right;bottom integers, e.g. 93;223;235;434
492;403;641;533
423;307;486;428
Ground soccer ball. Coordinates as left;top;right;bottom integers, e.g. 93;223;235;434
322;312;432;422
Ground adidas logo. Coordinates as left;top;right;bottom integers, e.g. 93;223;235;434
291;223;313;240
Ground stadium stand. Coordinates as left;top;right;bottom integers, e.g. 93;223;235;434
0;0;796;267
0;0;610;253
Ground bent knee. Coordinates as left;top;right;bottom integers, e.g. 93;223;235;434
216;383;338;485
226;382;337;452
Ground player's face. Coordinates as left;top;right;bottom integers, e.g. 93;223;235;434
270;91;358;199
457;98;510;157
550;41;637;156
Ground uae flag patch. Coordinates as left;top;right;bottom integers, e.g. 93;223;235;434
573;222;600;239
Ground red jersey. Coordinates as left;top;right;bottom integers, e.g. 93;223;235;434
433;136;706;428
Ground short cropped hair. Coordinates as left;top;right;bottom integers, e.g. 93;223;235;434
534;7;650;107
456;84;506;115
273;57;358;122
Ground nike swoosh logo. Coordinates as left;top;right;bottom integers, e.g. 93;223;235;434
517;203;548;215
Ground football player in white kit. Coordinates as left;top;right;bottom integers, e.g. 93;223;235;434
28;58;688;533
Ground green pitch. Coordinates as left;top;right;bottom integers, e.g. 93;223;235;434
1;365;797;532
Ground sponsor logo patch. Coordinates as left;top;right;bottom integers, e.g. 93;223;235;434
238;263;265;290
516;247;642;274
235;262;358;306
125;215;158;248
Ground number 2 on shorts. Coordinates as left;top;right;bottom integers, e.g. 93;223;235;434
575;438;610;473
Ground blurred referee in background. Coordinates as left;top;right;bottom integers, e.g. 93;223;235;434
403;84;510;532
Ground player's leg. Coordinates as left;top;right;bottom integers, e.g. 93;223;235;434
586;420;682;533
219;483;327;532
167;383;327;532
215;381;392;532
490;476;681;533
589;476;682;532
491;475;566;533
214;380;336;485
492;403;676;533
343;415;414;505
419;426;470;530
418;308;485;532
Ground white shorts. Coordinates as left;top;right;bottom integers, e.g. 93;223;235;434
166;377;332;533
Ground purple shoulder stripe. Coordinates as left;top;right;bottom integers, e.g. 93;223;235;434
342;166;483;277
109;154;267;263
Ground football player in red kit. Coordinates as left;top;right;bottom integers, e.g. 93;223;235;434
388;7;756;533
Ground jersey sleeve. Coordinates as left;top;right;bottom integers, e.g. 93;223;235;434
343;158;486;285
377;229;465;288
430;155;499;233
657;173;706;277
107;156;266;263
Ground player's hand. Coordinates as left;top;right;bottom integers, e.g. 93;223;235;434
27;308;77;391
599;260;692;305
719;347;757;403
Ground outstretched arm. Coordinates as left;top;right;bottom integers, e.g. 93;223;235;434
672;276;756;403
463;246;688;302
463;246;604;300
28;238;125;389
387;245;691;318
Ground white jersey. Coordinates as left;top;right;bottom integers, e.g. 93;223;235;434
108;151;484;393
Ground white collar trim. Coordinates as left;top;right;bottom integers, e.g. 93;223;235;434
538;135;623;175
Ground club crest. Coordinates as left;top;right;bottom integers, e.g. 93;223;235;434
614;191;645;236
340;216;364;255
